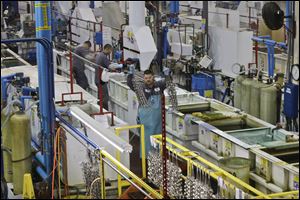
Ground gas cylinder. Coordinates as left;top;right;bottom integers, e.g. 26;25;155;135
260;84;278;124
1;109;13;182
234;75;246;109
249;80;264;118
241;78;253;113
10;111;32;195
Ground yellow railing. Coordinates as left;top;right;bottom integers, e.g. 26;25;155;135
114;125;147;197
152;134;299;199
61;123;162;199
99;149;163;199
255;191;299;199
152;134;270;199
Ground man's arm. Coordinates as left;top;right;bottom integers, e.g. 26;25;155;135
157;78;167;92
127;73;135;91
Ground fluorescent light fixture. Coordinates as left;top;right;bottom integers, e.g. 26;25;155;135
70;106;132;153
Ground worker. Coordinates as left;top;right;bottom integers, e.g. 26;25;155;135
95;44;123;110
94;44;113;110
127;66;168;157
72;41;93;90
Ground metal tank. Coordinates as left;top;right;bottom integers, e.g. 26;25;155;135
10;111;32;195
241;78;252;113
249;80;264;118
1;109;13;182
260;84;278;124
234;75;246;109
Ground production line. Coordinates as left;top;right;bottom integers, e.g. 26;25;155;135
1;1;299;199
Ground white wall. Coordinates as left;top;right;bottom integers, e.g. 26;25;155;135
208;26;253;78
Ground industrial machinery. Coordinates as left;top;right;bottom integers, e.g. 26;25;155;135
1;1;299;199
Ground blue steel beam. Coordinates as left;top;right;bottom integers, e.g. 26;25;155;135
169;1;179;25
35;1;55;184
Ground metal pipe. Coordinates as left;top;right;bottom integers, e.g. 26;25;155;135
22;87;36;96
69;51;74;93
35;152;46;166
36;166;48;180
249;7;251;28
20;96;32;111
55;111;100;150
35;1;55;183
255;18;259;68
52;9;101;25
226;13;229;29
161;94;167;197
286;1;292;81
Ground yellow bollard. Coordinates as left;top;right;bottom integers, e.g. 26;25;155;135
23;173;35;199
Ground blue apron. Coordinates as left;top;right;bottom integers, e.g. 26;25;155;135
137;95;162;158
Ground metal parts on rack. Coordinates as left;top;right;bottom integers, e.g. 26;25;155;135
148;151;163;186
81;160;101;199
147;151;183;199
165;76;178;110
132;71;149;107
184;172;215;199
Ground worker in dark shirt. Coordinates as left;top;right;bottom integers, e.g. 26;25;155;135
127;67;167;157
73;41;93;90
94;44;113;110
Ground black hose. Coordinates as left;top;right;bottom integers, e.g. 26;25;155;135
1;177;8;199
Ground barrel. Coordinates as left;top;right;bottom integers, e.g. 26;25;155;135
10;112;32;195
234;75;246;109
249;80;264;118
241;78;252;113
260;84;278;124
219;157;251;198
1;109;13;182
219;157;251;184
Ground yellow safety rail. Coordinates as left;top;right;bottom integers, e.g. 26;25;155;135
254;191;299;199
114;125;146;197
152;134;271;199
61;123;161;199
99;149;163;199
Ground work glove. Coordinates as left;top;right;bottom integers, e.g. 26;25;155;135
128;64;135;75
163;67;171;76
109;63;123;69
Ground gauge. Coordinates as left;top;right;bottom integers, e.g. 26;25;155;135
291;64;299;81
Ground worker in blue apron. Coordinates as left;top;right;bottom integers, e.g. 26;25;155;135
127;68;167;157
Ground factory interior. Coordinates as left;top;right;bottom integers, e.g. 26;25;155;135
1;1;299;199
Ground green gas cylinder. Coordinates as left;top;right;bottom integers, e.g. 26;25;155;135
241;78;253;113
1;109;13;183
10;111;32;195
260;84;278;124
234;75;246;109
249;80;264;118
